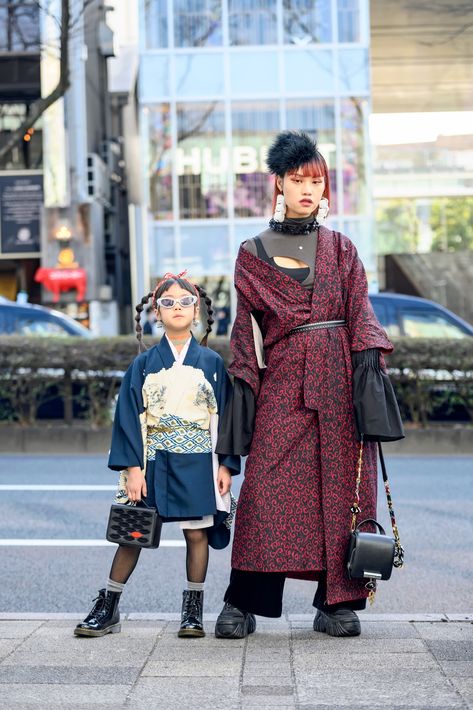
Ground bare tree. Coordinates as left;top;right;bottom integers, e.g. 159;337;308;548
0;0;94;163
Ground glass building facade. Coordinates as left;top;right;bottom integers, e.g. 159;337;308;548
138;0;373;325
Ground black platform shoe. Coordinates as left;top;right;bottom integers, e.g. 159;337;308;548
74;589;121;637
313;608;361;637
178;589;205;638
214;602;256;639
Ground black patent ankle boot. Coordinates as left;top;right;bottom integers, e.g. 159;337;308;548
74;589;121;637
178;589;205;638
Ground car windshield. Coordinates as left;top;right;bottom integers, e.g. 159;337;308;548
401;310;468;338
14;316;72;336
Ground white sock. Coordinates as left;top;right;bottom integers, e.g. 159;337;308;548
106;578;125;594
187;581;204;592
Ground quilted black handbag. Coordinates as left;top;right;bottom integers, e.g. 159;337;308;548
346;438;404;600
106;500;162;549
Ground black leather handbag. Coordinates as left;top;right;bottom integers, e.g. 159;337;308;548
346;439;404;597
106;500;162;549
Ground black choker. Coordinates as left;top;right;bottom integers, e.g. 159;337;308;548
268;218;319;235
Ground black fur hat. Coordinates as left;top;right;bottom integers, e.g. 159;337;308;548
266;130;319;176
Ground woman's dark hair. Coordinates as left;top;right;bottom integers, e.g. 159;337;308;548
134;276;214;352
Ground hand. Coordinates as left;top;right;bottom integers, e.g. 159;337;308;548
217;465;232;496
126;467;147;502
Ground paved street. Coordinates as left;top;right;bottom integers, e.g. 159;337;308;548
0;615;472;709
0;454;472;615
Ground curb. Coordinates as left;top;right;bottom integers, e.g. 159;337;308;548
0;612;472;622
1;425;473;455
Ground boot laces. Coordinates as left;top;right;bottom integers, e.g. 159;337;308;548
184;592;201;618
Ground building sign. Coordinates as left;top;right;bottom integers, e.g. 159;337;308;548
0;173;43;254
175;142;335;176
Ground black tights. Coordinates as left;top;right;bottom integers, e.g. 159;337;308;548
108;528;209;585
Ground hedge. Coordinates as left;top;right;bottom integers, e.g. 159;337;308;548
0;336;471;426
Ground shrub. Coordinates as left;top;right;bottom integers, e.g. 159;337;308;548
0;335;471;426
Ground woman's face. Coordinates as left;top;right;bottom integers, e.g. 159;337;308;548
277;172;325;219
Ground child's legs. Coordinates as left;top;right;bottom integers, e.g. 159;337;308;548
109;545;142;584
183;528;209;583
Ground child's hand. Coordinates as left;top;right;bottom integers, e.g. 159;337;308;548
217;465;232;495
126;467;147;502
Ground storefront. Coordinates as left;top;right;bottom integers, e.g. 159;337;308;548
138;0;374;327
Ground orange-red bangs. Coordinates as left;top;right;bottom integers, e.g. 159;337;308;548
272;153;331;213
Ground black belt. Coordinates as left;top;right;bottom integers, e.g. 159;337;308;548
290;320;347;334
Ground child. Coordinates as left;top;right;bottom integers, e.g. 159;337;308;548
74;271;240;638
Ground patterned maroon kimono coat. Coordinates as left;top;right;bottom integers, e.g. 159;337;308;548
229;226;393;605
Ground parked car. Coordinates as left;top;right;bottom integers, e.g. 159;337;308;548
0;297;92;337
369;293;473;338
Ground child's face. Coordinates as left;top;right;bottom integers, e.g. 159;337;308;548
156;283;199;335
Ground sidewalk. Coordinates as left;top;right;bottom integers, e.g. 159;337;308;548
0;613;472;709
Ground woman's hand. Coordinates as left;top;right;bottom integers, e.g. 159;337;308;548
126;467;147;503
217;465;232;495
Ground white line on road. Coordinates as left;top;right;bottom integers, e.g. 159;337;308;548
0;485;115;491
0;539;186;547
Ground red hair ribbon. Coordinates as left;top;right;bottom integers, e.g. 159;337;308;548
152;269;198;301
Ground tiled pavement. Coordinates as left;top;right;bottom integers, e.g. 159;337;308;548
0;613;471;709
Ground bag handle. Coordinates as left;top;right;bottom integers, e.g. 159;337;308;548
355;518;386;536
350;436;404;569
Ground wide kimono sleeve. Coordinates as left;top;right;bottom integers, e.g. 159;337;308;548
215;356;242;474
215;268;263;456
108;355;147;472
342;237;404;442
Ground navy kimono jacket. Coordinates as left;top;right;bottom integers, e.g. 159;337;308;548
108;335;240;549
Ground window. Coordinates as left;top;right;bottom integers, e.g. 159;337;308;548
175;53;224;96
180;225;232;275
14;315;69;336
143;0;168;48
401;310;468;339
338;0;360;43
286;99;337;213
231;102;279;218
283;0;332;45
0;1;40;51
174;0;222;47
148;104;173;221
177;102;227;219
229;0;277;46
340;98;368;214
229;51;279;95
149;226;176;278
283;49;334;94
338;49;369;93
0;104;43;170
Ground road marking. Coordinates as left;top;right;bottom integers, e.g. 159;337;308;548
0;539;186;547
0;485;115;491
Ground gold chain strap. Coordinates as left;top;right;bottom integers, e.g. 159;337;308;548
350;437;364;532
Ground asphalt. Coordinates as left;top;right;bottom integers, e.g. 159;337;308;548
0;613;471;709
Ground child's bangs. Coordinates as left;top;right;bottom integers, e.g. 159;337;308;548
288;157;326;178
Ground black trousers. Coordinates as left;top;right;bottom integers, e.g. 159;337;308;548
224;569;367;618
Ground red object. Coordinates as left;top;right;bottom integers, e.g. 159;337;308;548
130;531;143;539
34;267;87;303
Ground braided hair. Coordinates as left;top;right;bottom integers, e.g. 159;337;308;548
134;275;214;352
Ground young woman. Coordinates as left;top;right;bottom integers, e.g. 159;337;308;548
74;273;240;639
215;131;404;639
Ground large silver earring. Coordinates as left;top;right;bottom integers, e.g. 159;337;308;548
192;318;199;327
156;319;163;329
316;197;329;223
273;194;286;222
